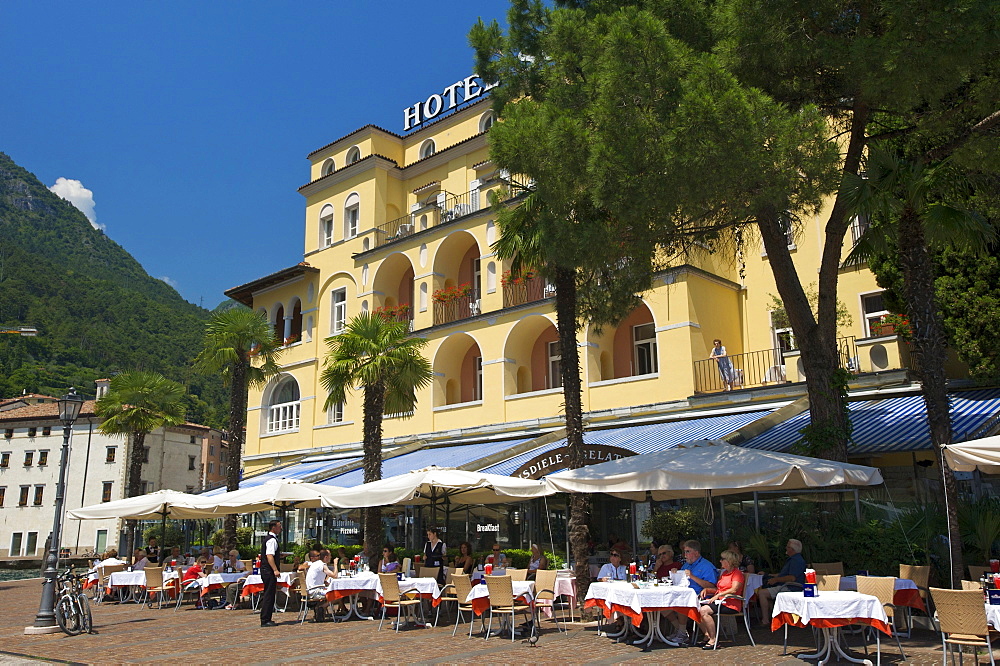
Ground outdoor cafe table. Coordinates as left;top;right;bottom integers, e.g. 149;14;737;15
840;575;926;611
324;572;380;620
585;581;700;648
241;571;296;597
987;603;1000;630
465;579;535;616
772;590;890;666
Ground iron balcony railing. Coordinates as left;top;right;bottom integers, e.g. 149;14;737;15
693;336;859;394
433;289;482;326
502;276;555;308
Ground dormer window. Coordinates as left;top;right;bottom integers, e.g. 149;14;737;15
321;158;336;176
419;139;436;160
479;111;495;133
346;146;361;165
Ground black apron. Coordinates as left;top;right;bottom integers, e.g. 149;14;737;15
424;540;446;583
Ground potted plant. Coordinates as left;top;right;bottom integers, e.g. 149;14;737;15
432;283;473;303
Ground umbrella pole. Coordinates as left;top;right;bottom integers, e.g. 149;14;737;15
160;508;167;553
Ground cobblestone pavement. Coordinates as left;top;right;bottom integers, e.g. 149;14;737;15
0;578;989;664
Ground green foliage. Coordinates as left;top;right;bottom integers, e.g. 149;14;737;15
143;524;184;548
768;283;853;331
794;368;853;456
640;506;710;548
958;497;1000;565
211;527;255;550
0;152;226;425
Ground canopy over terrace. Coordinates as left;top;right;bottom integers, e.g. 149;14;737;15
544;440;884;500
68;489;218;521
943;436;1000;473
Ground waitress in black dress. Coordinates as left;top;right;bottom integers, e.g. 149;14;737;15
423;527;447;584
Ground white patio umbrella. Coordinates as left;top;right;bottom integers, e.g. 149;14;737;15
543;439;884;500
320;466;556;509
943;436;1000;473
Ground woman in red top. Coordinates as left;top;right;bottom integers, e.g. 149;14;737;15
696;550;745;649
179;557;209;609
654;545;681;579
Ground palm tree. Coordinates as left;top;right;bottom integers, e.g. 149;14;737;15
845;144;995;586
95;370;186;556
194;308;282;549
320;311;432;564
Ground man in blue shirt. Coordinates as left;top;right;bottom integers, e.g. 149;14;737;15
597;550;628;581
757;538;806;621
663;540;719;645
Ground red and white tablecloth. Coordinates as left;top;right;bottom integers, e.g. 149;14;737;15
241;571;296;597
839;576;926;611
585;581;699;627
771;590;891;635
323;572;380;602
107;570;148;588
465;580;535;616
374;576;440;604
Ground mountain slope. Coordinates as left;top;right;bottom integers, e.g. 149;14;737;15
0;152;224;425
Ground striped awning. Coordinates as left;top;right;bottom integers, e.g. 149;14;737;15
319;438;533;488
743;389;1000;454
480;410;772;477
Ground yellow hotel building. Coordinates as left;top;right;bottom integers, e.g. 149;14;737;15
225;78;997;548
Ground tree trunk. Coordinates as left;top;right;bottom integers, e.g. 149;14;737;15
898;205;963;586
553;265;592;603
224;360;249;551
362;381;386;568
124;431;147;558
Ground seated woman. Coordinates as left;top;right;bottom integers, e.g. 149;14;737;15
727;540;755;573
224;549;246;573
527;543;548;579
453;542;475;575
97;548;125;568
180;557;209;608
380;547;400;574
696;550;746;650
655;545;680;578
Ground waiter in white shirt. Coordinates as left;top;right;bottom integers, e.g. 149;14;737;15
260;520;281;627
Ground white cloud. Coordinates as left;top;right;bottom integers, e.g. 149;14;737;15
159;276;178;288
49;177;102;230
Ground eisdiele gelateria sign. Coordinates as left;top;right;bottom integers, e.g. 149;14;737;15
403;75;497;131
513;445;635;480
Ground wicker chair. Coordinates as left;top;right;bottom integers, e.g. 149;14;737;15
418;566;440;581
899;563;931;636
532;569;565;633
295;572;330;624
856;576;907;664
96;564;126;604
507;568;529;582
483;575;532;642
812;562;845;576
435;573;461;627
817;574;841;592
450;574;480;638
378;573;424;632
930;587;996;666
961;580;982;591
140;566;176;609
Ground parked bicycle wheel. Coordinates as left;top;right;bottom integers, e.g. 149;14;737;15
76;593;93;634
55;595;82;635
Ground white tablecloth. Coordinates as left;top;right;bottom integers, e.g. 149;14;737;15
243;572;296;587
108;571;147;587
375;576;440;599
987;603;1000;630
585;581;699;618
324;572;379;596
466;580;535;604
772;590;888;626
744;573;763;602
839;576;918;593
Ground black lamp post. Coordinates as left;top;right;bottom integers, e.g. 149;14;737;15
25;388;84;634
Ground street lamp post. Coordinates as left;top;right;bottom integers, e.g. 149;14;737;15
25;388;84;635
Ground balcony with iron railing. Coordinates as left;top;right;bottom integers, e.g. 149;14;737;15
502;275;555;309
373;305;414;332
433;288;482;326
693;337;861;394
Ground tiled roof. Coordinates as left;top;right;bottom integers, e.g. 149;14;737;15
307;124;404;160
0;400;99;422
225;262;319;307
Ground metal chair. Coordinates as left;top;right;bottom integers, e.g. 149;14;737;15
378;573;424;632
296;573;330;624
507;568;528;581
532;569;565;633
709;595;755;650
451;575;480;638
174;571;203;611
930;587;996;666
140;566;174;609
483;575;532;642
899;563;931;636
856;576;907;665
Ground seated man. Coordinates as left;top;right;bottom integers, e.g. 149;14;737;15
303;549;337;621
131;549;149;570
662;540;718;646
756;538;806;622
489;544;508;568
654;545;680;579
597;550;628;581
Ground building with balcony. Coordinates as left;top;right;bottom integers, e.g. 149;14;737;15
225;79;1000;552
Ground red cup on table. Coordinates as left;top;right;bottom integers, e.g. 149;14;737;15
805;569;817;584
487;555;494;565
629;563;636;576
485;563;493;576
415;555;421;564
991;559;999;574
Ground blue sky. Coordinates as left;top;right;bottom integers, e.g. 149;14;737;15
0;2;510;308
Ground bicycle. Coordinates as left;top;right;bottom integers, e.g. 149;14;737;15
53;569;96;635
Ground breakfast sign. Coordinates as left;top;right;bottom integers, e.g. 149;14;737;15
513;444;635;480
403;75;497;131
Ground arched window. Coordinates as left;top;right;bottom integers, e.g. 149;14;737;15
346;146;361;165
419;139;436;159
266;377;300;434
344;193;360;239
321;158;336;176
319;204;334;248
479;111;495;133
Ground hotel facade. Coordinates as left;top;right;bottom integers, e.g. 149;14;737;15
225;79;999;552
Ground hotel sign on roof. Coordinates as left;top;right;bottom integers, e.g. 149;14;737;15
403;75;497;131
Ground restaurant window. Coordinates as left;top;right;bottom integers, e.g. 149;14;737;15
33;485;44;506
42;426;51;436
474;356;483;401
10;532;22;556
266;377;301;434
106;446;116;463
102;482;113;503
850;214;871;247
142;446;150;463
479;111;495;133
23;451;33;467
633;323;659;376
188;456;196;471
547;341;562;389
189;435;197;444
327;402;344;424
27;427;36;438
37;450;48;466
321;157;336;175
332;288;347;334
18;485;30;506
1;452;9;468
320;204;335;248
